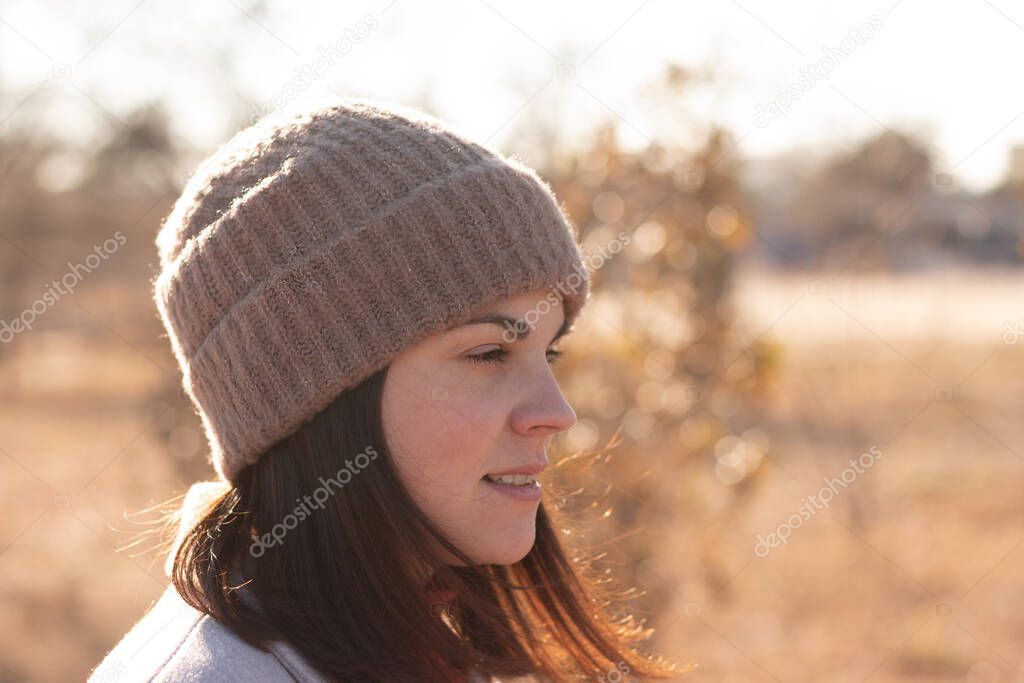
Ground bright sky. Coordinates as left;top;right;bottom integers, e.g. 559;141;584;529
2;0;1021;192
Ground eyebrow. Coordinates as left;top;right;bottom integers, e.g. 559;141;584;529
452;313;570;345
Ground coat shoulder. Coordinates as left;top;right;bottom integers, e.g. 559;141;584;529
88;584;299;683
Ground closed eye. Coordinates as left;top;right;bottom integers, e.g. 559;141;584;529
465;348;564;366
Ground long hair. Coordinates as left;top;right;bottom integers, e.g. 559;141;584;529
169;365;684;681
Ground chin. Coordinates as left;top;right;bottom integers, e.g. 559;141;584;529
475;525;537;565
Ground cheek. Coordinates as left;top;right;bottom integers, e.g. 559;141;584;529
383;367;536;564
383;376;502;513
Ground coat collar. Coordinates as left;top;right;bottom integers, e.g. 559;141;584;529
164;480;229;577
165;482;329;682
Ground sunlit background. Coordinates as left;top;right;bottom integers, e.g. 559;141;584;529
3;1;1024;680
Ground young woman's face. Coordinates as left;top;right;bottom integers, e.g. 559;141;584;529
382;288;577;565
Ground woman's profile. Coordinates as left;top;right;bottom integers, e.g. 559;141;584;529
89;98;682;682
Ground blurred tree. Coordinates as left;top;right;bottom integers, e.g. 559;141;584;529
84;102;180;195
539;64;775;619
0;136;52;353
788;130;935;270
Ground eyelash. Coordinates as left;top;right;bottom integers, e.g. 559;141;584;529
466;348;564;366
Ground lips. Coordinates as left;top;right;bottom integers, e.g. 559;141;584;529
483;461;547;478
482;474;543;501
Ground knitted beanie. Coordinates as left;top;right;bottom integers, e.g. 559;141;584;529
153;98;591;483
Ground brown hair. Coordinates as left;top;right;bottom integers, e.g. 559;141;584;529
169;366;684;681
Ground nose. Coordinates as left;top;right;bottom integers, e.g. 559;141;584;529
509;367;577;437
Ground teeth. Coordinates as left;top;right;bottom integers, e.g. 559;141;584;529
485;473;536;486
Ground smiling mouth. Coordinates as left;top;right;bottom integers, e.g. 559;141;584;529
482;473;538;486
481;473;543;502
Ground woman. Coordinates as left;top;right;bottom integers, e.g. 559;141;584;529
90;98;682;681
